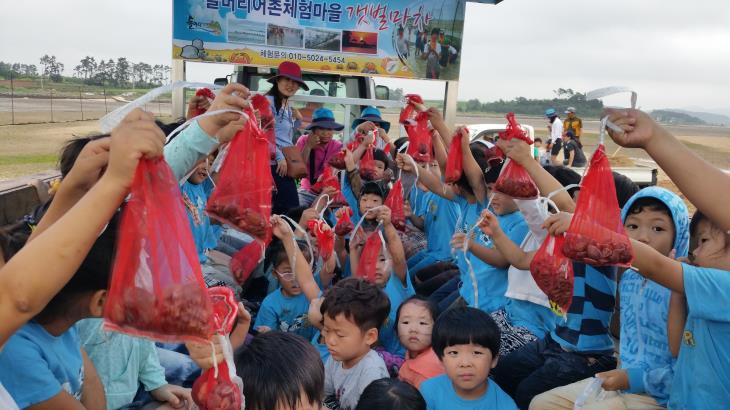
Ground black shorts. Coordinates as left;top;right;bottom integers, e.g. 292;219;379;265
550;138;562;156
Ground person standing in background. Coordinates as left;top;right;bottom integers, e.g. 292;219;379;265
563;107;582;144
544;108;563;165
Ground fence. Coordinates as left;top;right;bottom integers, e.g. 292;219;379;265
0;73;174;126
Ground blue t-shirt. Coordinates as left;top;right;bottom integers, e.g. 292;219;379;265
453;196;529;312
421;375;518;410
254;289;315;340
668;264;730;408
0;322;84;408
380;272;416;357
504;298;556;339
550;263;617;353
181;178;218;264
311;331;331;363
417;192;459;261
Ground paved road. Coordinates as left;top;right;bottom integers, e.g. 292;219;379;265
0;96;171;115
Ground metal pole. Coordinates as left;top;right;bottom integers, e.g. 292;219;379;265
10;71;15;125
50;89;54;123
79;86;84;121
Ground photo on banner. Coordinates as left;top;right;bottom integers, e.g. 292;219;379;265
172;0;466;80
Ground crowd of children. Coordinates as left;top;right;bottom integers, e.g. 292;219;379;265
1;68;729;410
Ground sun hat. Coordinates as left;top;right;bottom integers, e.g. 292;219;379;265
565;107;576;114
307;108;344;131
267;61;309;91
351;106;391;133
545;108;557;117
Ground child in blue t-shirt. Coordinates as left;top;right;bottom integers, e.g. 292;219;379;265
254;238;317;340
421;307;518;410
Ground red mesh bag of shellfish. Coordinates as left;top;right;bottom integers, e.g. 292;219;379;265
230;240;265;285
356;231;383;283
206;107;273;242
399;94;426;124
311;167;348;208
191;88;216;118
334;207;355;236
104;159;214;343
561;144;634;267
359;146;378;181
444;128;465;184
192;287;243;410
307;219;335;261
494;113;538;199
405;112;432;163
529;234;574;316
251;94;276;160
328;150;347;170
384;179;406;232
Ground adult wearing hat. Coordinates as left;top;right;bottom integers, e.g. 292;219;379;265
544;108;563;165
266;61;309;215
563;107;582;143
349;106;393;152
295;108;344;206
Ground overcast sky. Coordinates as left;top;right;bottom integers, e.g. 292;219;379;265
2;0;729;112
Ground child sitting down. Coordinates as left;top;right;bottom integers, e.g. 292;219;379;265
421;307;517;410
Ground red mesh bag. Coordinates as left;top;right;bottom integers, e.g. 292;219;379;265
562;145;634;267
444;128;465;183
494;113;538;199
360;146;378;181
192;288;243;410
206;107;273;242
311;167;348;208
328;150;347;170
530;234;574;316
399;94;425;124
191;88;216;117
230;240;264;285
384;179;406;232
356;232;383;283
251;94;276;160
334;207;355;236
405;112;432;163
104;159;214;342
307;219;335;261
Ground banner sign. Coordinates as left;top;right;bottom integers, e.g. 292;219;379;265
173;0;466;80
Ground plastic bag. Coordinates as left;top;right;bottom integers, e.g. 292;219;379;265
562;145;634;267
405;111;432;163
307;219;335;262
356;231;383;283
399;94;425;124
328;150;347;170
192;289;244;410
384;179;406;232
360;146;378;181
530;234;574;316
104;159;214;342
334;207;355;236
444;128;465;183
230;241;264;285
493;113;538;199
192;88;216;118
206;107;273;242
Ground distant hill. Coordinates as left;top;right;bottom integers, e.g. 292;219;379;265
669;109;730;126
650;110;706;126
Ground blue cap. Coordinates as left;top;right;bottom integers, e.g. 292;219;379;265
352;106;391;133
545;108;557;117
307;108;344;131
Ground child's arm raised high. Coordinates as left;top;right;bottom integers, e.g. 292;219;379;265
271;215;321;302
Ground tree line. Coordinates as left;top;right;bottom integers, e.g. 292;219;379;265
0;55;171;88
457;88;606;118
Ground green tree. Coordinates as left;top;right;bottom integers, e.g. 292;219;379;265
114;57;130;87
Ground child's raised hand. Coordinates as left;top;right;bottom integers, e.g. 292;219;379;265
343;148;355;170
396;153;416;173
378;206;392;226
105;108;166;190
543;212;573;236
595;369;629;391
404;201;413;218
186;94;212;120
198;83;251;139
477;209;502;237
271;215;294;240
299;208;319;228
215;117;247;144
229;302;251;350
426;107;444;125
62;137;111;193
501;138;533;166
604;108;659;149
451;232;468;251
